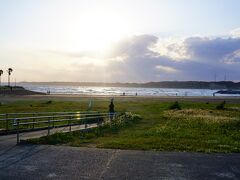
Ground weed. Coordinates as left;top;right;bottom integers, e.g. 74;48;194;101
46;100;53;104
168;101;181;110
2;99;240;153
216;101;226;110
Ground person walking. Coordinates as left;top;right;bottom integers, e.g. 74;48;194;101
109;98;115;121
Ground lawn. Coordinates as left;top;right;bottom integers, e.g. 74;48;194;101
1;98;240;152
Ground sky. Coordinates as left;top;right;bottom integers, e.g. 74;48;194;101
0;0;240;82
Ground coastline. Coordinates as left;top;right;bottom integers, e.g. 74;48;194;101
1;94;240;103
20;81;240;89
0;86;45;96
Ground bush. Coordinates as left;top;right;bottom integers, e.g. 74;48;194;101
216;100;226;110
108;112;141;132
85;113;104;124
168;101;181;110
31;132;75;145
29;112;141;145
46;100;53;104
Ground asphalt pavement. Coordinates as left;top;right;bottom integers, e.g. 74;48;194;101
0;132;240;179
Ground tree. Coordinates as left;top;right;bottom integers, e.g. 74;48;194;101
7;68;13;87
0;70;3;86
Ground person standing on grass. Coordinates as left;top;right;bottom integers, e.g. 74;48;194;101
109;98;115;121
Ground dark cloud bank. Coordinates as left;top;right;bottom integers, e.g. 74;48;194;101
60;33;240;82
104;34;240;82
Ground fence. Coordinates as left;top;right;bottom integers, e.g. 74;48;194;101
0;111;98;131
11;111;116;144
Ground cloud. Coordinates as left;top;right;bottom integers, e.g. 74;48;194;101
108;35;159;58
154;36;240;63
104;33;240;81
231;28;240;38
105;35;178;82
224;50;240;64
155;65;179;73
152;38;189;60
184;37;240;63
10;29;240;82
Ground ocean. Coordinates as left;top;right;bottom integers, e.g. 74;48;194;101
19;84;240;97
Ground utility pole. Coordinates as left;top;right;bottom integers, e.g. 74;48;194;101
224;73;227;81
0;70;3;87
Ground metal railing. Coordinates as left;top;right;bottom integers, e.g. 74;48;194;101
11;111;116;144
0;111;98;131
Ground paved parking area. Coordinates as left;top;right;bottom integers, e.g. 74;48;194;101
0;133;239;180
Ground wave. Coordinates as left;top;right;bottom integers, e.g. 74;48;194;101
18;83;240;97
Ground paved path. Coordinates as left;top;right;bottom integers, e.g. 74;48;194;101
1;123;98;145
0;132;240;179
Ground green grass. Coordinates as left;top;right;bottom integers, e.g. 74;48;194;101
1;98;240;152
0;100;96;130
29;112;141;145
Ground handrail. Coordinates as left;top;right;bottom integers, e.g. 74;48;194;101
0;111;107;121
13;114;109;126
0;110;115;132
0;111;98;116
11;112;109;122
13;111;117;144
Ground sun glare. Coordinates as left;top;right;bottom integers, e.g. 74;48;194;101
66;9;132;52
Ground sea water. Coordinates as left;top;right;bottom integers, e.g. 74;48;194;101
19;84;240;97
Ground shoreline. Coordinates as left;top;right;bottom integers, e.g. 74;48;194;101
1;94;240;103
19;81;240;89
0;86;45;96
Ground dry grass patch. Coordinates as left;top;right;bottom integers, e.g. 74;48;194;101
163;109;239;123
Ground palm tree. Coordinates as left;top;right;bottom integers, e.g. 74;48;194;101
0;70;3;87
7;68;13;87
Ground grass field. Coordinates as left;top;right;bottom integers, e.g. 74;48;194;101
1;97;240;153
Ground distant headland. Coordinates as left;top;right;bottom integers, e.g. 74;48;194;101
0;86;45;95
20;81;240;90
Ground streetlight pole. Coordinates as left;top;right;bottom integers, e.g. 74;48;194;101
0;70;3;87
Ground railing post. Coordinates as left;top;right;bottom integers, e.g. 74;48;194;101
85;117;87;129
6;114;8;131
52;116;54;128
32;113;35;129
48;117;50;136
69;116;72;132
83;113;86;129
97;112;100;126
16;119;20;144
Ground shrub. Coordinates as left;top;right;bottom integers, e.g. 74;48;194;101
168;101;181;110
216;100;226;110
46;100;53;104
85;113;104;124
108;112;141;132
29;112;141;145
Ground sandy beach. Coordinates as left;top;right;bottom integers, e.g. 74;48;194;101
1;94;240;103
